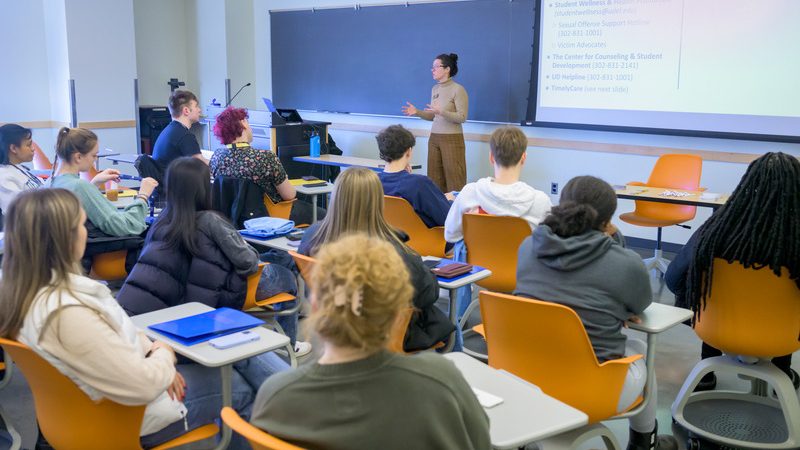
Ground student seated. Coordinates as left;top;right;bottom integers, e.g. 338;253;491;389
50;127;158;237
0;189;287;449
298;167;454;352
0;124;44;227
376;124;452;227
514;176;676;450
665;152;800;391
209;107;323;225
251;234;490;450
152;89;207;168
117;157;310;355
444;125;551;243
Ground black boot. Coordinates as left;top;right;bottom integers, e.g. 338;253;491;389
626;421;678;450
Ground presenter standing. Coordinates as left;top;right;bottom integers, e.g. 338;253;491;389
402;53;468;192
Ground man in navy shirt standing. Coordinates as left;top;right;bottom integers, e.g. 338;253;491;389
152;89;208;169
377;125;453;228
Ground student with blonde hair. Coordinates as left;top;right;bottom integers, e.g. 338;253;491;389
298;167;453;352
0;189;284;449
251;234;490;450
49;127;159;237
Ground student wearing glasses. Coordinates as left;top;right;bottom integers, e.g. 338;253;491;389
402;53;469;192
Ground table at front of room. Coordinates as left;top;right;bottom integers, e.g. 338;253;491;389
615;186;729;211
131;302;290;450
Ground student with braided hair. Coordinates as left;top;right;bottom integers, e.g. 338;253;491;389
251;234;490;450
665;152;800;391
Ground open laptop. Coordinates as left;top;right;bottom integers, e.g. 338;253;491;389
276;108;303;125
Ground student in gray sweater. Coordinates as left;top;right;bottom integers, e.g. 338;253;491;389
252;234;490;450
514;176;676;450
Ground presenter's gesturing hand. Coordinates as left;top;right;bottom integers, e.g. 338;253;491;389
401;101;418;116
424;103;441;115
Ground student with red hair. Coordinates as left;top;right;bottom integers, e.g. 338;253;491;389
210;107;322;224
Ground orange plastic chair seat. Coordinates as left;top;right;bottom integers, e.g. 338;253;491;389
90;250;128;280
152;423;220;450
383;196;447;258
264;196;295;220
618;212;689;228
252;293;297;308
472;324;485;338
221;406;306;450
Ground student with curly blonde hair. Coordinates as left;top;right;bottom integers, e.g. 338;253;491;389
251;234;490;450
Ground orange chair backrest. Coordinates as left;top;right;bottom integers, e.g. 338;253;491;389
634;154;702;222
695;259;800;358
288;250;316;284
386;307;414;353
243;263;268;310
31;141;53;170
479;291;636;423
0;338;145;450
463;213;531;292
90;249;128;281
264;196;295;220
383;196;447;258
221;407;306;450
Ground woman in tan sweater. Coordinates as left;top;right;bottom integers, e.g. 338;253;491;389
0;189;286;449
402;52;469;192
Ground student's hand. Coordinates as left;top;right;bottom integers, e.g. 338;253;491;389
424;103;441;115
445;192;456;201
604;222;619;237
149;341;176;362
401;101;418;116
139;177;159;198
91;169;121;186
167;371;186;401
624;315;642;328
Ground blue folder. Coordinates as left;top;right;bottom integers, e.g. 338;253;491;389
432;259;487;283
149;307;265;346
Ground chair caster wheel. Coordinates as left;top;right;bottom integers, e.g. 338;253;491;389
687;437;701;450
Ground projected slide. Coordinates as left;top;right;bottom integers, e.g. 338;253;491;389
535;0;800;139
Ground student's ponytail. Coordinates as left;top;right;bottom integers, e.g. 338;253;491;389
542;201;598;238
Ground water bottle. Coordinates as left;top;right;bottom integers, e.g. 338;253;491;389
309;131;321;157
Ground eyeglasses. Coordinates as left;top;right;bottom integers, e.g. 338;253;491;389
431;65;445;70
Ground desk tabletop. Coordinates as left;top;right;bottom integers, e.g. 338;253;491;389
294;182;333;195
446;353;588;449
615;185;728;208
240;233;298;253
106;154;139;165
293;154;422;171
423;257;493;289
627;302;693;334
201;149;214;160
130;302;289;367
97;148;121;158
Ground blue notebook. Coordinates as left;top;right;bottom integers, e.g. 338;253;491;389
432;259;487;283
149;307;265;346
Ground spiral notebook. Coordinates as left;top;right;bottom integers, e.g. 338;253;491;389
149;307;264;346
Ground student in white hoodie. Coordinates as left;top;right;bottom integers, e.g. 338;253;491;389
0;189;287;449
444;126;551;350
444;126;551;242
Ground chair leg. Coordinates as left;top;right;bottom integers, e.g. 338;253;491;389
537;423;622;450
642;228;671;276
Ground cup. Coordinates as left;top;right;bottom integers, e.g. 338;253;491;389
106;189;119;202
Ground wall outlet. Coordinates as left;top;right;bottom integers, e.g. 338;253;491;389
550;182;558;195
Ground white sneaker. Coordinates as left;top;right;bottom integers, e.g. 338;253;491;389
294;341;312;357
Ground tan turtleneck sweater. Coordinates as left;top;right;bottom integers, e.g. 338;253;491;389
416;79;469;134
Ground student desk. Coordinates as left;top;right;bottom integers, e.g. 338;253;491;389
105;154;139;165
130;302;289;450
294;182;333;223
445;352;588;449
615;185;729;211
240;234;298;253
293;154;422;172
424;257;492;353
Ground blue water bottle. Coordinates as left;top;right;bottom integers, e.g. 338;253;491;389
309;131;320;157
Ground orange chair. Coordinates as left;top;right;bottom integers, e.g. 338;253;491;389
80;164;100;184
0;337;219;450
264;196;296;220
243;263;300;367
220;406;305;450
619;154;703;275
383;196;447;258
671;259;800;449
478;291;648;449
31;141;53;177
89;249;129;281
459;213;531;359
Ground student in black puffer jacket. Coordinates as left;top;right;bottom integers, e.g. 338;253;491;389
116;157;302;345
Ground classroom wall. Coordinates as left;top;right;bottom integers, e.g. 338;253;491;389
251;0;800;245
